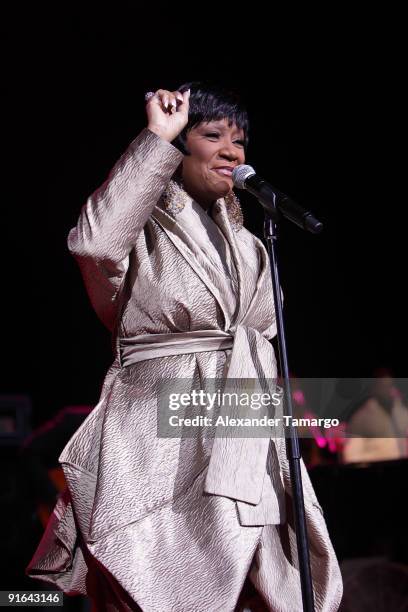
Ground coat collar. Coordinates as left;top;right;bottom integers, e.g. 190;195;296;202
160;180;244;232
151;181;268;332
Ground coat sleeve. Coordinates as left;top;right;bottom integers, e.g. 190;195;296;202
67;128;184;330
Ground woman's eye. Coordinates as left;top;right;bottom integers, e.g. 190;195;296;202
206;132;220;138
235;139;245;146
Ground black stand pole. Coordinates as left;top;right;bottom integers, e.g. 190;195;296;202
264;213;315;612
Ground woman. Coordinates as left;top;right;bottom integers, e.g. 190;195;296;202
26;82;342;611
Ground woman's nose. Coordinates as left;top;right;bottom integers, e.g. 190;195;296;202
218;140;238;160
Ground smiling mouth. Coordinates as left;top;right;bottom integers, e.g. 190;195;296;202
212;168;234;177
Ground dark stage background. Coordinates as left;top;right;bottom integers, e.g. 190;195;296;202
2;6;407;607
3;7;405;425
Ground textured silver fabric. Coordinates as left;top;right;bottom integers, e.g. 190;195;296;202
119;330;234;366
26;128;342;611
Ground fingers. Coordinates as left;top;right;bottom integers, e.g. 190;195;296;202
146;88;190;142
149;89;190;114
159;90;178;113
176;89;190;117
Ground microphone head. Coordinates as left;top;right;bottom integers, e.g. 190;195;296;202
232;164;256;189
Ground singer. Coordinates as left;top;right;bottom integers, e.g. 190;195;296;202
26;82;342;611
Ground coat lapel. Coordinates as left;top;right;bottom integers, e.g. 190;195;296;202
210;200;245;327
212;201;269;329
151;204;234;330
239;234;270;326
151;183;267;334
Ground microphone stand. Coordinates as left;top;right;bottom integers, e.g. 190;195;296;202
264;209;316;612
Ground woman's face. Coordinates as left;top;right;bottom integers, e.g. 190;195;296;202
181;118;246;208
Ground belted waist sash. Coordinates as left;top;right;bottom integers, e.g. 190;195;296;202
119;330;234;367
118;326;277;509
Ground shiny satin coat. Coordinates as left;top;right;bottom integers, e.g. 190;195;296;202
26;129;342;611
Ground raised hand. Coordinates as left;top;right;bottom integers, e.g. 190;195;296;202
146;88;190;143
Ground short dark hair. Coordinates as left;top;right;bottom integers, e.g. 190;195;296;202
172;81;249;155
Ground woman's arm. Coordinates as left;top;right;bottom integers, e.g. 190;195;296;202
68;128;183;330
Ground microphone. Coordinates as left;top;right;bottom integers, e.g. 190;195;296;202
232;165;323;234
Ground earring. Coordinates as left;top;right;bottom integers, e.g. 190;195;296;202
225;190;244;232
